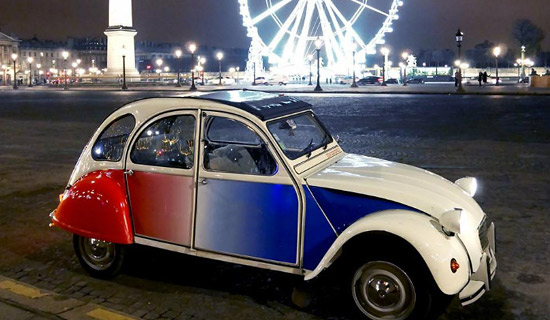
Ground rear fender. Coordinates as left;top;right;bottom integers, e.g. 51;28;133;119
52;170;133;244
304;210;470;295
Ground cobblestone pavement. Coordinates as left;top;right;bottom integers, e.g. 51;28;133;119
0;91;548;319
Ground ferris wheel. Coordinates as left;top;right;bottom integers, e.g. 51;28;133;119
239;0;403;74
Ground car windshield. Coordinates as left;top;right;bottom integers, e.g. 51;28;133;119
267;112;332;160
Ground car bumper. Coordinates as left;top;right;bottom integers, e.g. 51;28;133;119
459;222;497;306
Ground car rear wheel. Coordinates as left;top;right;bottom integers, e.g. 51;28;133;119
73;234;125;278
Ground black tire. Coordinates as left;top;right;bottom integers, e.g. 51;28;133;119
73;234;125;279
348;255;451;320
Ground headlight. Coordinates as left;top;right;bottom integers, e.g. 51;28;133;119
455;177;477;197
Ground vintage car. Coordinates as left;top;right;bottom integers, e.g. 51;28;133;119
50;90;496;319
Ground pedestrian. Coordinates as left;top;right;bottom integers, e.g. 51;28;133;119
454;71;459;87
483;71;488;85
478;72;483;87
531;68;537;76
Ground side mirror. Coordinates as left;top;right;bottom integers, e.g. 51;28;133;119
439;209;462;235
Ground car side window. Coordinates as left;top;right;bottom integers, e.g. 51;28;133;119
92;114;135;161
130;115;195;169
204;117;277;175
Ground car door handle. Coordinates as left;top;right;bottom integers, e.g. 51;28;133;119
124;170;134;176
198;178;208;185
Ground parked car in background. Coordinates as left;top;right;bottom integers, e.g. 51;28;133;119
207;76;236;85
357;76;382;85
254;76;269;85
50;91;496;320
385;78;400;84
406;77;425;84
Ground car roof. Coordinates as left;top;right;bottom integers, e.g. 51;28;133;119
193;90;312;121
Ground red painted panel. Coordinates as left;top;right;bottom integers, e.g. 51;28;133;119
52;170;133;244
127;171;194;246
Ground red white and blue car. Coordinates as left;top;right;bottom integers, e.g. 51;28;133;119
50;90;496;319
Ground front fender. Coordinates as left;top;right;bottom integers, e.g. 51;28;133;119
52;170;133;244
304;210;470;295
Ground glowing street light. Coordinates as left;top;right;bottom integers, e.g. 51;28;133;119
199;57;206;85
380;47;390;86
27;57;34;87
455;28;465;93
36;63;42;84
188;43;197;91
493;46;501;86
175;49;182;87
62;51;69;90
401;51;409;86
216;51;224;85
520;45;526;81
314;37;323;92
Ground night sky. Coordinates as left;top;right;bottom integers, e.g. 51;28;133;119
1;0;549;55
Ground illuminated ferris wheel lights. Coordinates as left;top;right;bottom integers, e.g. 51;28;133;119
398;1;404;6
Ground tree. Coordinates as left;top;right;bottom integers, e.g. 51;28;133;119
513;19;545;54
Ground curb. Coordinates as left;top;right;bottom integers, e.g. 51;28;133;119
0;276;138;320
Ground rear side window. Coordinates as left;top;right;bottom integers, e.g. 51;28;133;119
92;115;135;161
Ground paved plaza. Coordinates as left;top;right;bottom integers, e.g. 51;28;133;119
0;90;548;320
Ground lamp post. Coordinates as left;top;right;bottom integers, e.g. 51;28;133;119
199;57;206;85
175;49;182;87
156;58;163;82
380;47;389;86
27;57;33;87
520;45;526;81
36;64;41;85
314;37;323;92
493;46;501;86
216;51;224;85
121;45;128;90
307;54;313;85
236;66;240;83
515;59;522;82
253;62;256;86
402;52;409;86
351;42;358;88
11;53;18;90
455;29;465;93
1;64;6;86
188;43;197;91
62;51;69;90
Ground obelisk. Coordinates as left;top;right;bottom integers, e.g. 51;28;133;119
104;0;139;77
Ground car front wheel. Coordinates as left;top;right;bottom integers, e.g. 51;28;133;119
349;258;448;320
73;234;125;278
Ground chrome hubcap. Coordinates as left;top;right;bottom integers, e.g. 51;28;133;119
352;261;416;320
80;237;115;271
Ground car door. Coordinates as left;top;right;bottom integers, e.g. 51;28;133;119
125;111;198;246
195;112;300;265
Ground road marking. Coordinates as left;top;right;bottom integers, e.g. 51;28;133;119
87;308;137;320
0;280;49;299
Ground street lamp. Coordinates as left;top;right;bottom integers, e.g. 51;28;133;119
175;49;182;87
27;57;33;87
156;58;163;81
402;52;409;86
307;54;313;85
62;51;69;90
1;64;6;86
314;37;323;92
188;43;197;91
199;57;206;85
493;46;501;86
11;53;18;89
380;47;389;86
455;28;465;93
36;63;41;85
121;45;128;90
520;45;526;82
216;51;224;85
351;42;358;88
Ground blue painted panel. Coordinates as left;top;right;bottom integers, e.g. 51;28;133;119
303;189;337;270
196;179;298;264
309;186;414;233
